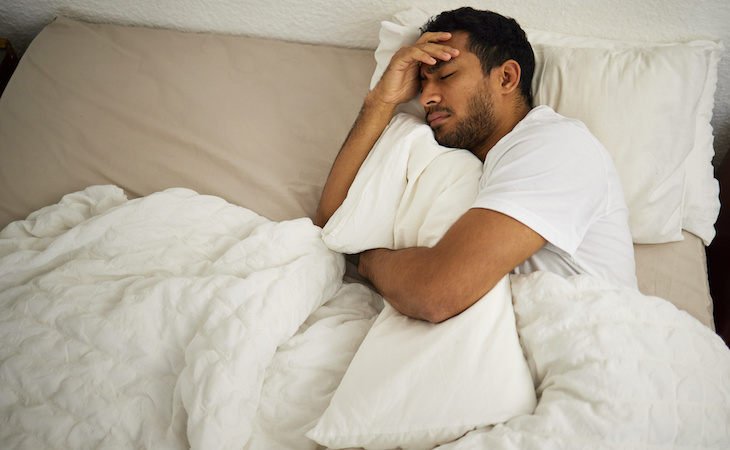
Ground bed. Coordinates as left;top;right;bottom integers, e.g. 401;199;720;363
0;10;729;449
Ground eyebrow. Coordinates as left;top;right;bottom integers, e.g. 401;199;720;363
422;58;454;76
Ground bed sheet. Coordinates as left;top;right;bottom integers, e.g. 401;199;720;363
635;231;715;329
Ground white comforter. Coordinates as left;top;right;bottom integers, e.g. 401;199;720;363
1;185;729;449
0;185;381;449
446;271;730;449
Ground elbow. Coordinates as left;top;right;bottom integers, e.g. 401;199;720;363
414;272;489;324
420;307;453;324
378;277;457;323
413;281;466;324
419;296;464;323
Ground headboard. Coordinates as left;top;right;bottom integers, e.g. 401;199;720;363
0;18;374;225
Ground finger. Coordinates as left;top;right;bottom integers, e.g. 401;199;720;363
390;47;437;69
416;31;452;45
412;42;459;65
393;46;441;67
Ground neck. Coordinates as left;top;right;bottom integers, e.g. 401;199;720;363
472;102;531;162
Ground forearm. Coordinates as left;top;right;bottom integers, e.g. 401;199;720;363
357;209;546;323
313;93;397;227
358;247;473;323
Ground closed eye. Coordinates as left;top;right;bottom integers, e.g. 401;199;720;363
440;72;455;80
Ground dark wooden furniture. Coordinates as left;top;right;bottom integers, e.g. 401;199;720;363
708;149;730;347
0;39;19;97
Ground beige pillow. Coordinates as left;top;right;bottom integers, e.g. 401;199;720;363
0;17;375;228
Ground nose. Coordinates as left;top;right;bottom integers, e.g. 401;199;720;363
419;81;441;108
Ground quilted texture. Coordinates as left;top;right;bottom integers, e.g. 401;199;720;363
439;271;730;449
0;186;345;448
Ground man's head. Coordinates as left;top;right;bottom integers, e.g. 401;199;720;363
417;8;534;159
422;7;534;108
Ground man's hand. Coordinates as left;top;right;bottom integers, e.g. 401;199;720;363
370;32;460;107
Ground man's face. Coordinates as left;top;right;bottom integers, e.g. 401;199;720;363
419;32;497;159
430;84;496;154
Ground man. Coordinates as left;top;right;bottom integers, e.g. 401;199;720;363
314;7;637;323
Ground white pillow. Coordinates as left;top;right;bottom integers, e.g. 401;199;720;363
528;29;722;244
684;45;722;246
307;276;537;449
367;8;723;245
321;113;482;252
313;114;535;449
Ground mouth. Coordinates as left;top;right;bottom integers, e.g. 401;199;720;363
426;110;450;128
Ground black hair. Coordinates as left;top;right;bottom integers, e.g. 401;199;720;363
422;7;535;106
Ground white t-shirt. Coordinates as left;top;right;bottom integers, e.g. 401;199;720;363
471;105;638;289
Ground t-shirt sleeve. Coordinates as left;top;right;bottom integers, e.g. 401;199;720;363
471;123;609;256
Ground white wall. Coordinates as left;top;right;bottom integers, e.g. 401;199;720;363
1;0;728;165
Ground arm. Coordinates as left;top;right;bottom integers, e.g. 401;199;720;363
313;32;460;227
313;94;396;227
358;208;547;323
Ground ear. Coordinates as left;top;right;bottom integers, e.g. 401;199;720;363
497;60;522;95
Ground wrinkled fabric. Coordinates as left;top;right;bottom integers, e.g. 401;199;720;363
0;186;347;449
2;186;729;449
441;271;730;450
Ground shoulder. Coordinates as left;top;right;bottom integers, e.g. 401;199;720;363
505;106;604;155
486;106;611;178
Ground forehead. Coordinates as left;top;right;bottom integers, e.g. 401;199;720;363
419;31;481;76
442;30;471;51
